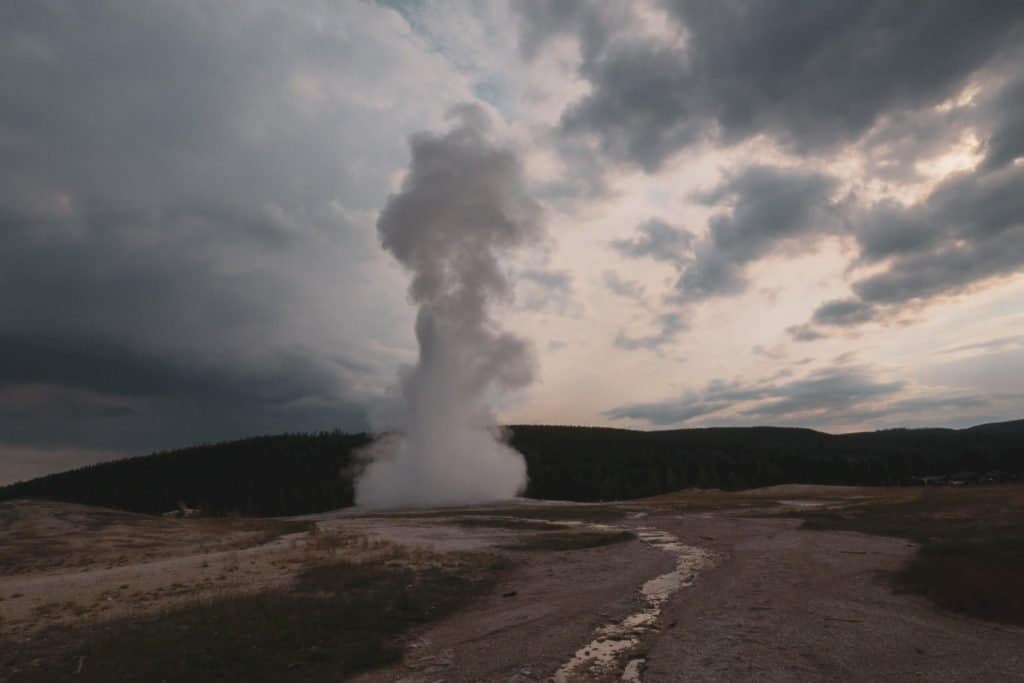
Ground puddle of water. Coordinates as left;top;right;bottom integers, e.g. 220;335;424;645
552;526;714;682
621;658;644;682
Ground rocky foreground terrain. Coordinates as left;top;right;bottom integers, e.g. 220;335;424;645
2;485;1023;681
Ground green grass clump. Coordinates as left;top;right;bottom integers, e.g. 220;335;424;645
13;559;500;683
796;485;1024;625
500;530;635;552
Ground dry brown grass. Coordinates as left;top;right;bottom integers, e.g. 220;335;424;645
795;485;1024;625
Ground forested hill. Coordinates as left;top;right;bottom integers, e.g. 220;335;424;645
511;424;1023;500
1;422;1022;516
0;432;372;517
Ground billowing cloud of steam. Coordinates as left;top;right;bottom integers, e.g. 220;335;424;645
355;104;544;509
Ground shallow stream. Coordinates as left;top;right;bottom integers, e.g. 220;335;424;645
551;525;714;682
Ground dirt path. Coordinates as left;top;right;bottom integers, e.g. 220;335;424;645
351;533;675;683
645;515;1024;682
352;513;1024;682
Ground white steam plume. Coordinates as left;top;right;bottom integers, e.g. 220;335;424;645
355;104;544;509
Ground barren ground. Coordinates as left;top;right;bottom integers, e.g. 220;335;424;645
2;486;1023;681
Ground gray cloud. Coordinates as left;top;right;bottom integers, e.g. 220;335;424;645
518;268;580;316
607;366;923;428
522;2;1024;339
741;370;902;420
852;199;940;262
786;325;823;342
521;1;1024;171
515;1;621;63
752;345;785;360
859;106;978;182
0;1;470;473
608;167;840;308
613;312;687;351
611;218;694;265
520;268;571;292
852;168;1024;304
942;335;1024;356
676;166;841;301
812;298;876;327
0;335;367;452
980;71;1024;171
805;160;1024;329
603;271;646;302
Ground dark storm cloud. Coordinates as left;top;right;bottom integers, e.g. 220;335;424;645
519;0;1024;171
607;167;840;312
0;335;341;406
515;1;621;64
0;2;444;467
675;166;840;301
805;159;1024;329
604;163;852;348
858;106;977;182
980;72;1024;172
0;336;367;453
852;199;941;262
606;366;916;427
520;1;1024;338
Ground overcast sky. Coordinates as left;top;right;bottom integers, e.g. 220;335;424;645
3;1;1024;483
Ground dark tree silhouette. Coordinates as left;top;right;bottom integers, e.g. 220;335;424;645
2;422;1021;515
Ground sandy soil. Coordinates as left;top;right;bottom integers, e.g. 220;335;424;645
350;513;1024;682
645;515;1024;682
3;491;1024;682
0;501;318;639
352;533;675;683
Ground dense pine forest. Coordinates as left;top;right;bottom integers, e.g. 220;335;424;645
1;422;1022;516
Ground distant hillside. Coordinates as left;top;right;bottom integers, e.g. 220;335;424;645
967;419;1024;434
0;432;372;516
1;421;1022;515
512;423;1023;501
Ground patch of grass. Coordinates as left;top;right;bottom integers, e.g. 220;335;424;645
450;516;566;531
400;505;628;524
10;556;502;683
795;485;1024;625
500;530;635;551
643;486;906;515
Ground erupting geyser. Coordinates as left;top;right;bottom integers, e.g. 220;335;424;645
355;104;544;509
